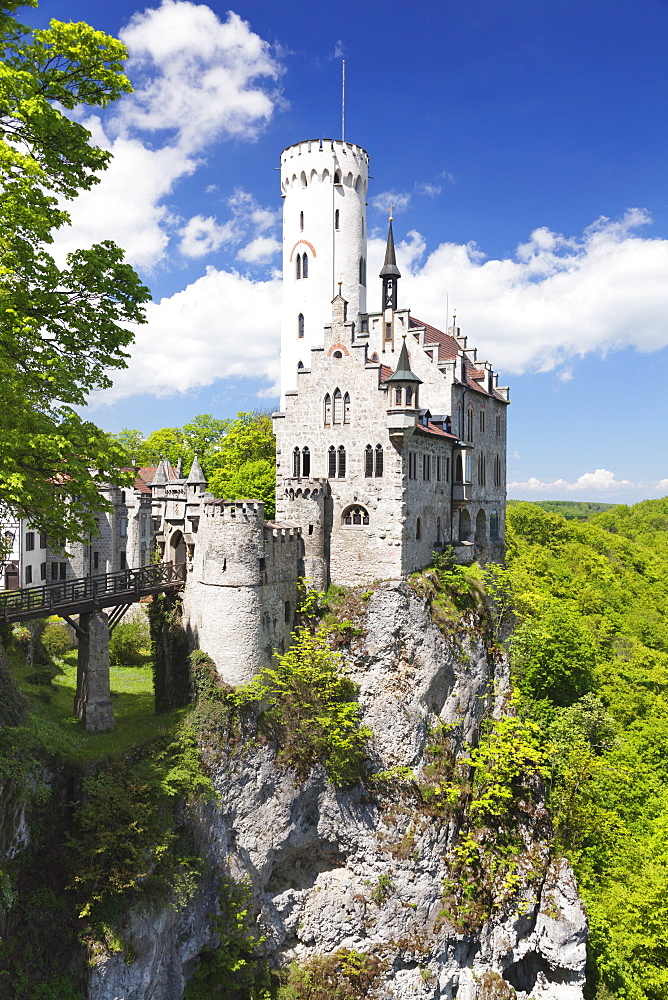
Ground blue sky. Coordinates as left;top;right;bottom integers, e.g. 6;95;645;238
29;0;668;502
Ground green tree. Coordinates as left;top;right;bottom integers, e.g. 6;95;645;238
0;2;150;541
209;458;276;518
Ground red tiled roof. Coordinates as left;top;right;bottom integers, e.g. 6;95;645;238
379;365;393;383
409;316;507;402
415;421;459;440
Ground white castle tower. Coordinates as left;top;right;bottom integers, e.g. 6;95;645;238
279;139;369;400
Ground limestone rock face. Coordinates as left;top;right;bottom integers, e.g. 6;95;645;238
88;582;587;1000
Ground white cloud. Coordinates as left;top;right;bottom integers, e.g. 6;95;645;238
509;468;636;494
91;266;282;405
333;40;345;59
368;209;668;375
52;2;284;271
371;190;412;214
178;215;238;257
415;182;442;198
237;236;281;263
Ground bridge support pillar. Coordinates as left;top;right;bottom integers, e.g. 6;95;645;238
74;611;114;733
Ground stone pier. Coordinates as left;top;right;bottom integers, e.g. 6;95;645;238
74;611;114;733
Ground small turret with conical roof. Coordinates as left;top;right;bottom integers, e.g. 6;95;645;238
186;453;207;493
380;214;401;312
385;336;422;409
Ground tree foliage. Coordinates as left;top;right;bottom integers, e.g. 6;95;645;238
504;499;668;999
0;2;150;540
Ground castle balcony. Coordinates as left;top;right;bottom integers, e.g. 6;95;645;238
387;408;417;447
453;483;472;502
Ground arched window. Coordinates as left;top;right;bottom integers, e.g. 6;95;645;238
300;170;307;188
297;361;304;370
375;445;383;477
361;217;365;237
465;454;472;482
337;445;346;478
296;253;301;280
300;210;304;231
466;406;474;441
416;517;422;541
328;446;336;478
405;387;413;406
334;170;341;184
490;510;500;539
455;455;463;482
302;252;308;278
342;504;369;526
324;393;332;425
302;447;310;477
395;387;402;406
457;404;463;438
460;508;471;542
359;256;366;286
478;454;486;485
335;209;340;230
293;447;301;478
494;455;503;487
298;313;304;338
364;445;373;478
333;387;342;424
343;392;351;424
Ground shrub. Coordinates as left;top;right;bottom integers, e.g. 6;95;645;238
234;626;371;787
41;622;73;659
276;949;388;1000
109;616;149;666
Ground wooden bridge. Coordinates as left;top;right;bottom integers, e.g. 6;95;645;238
1;562;186;734
0;561;186;624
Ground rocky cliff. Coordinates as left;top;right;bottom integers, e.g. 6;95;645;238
89;581;587;1000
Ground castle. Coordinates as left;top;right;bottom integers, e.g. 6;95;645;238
149;138;509;684
8;137;509;689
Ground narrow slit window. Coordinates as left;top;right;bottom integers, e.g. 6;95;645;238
300;210;304;231
302;447;310;477
293;447;301;478
296;253;301;279
335;209;340;230
375;445;383;477
324;393;332;425
333;388;342;424
365;445;373;478
302;252;308;278
337;445;346;478
298;313;304;338
343;392;351;424
328;446;336;478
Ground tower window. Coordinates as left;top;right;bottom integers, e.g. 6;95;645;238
342;504;369;526
405;387;413;406
328;446;336;478
455;455;463;482
296;254;301;280
408;453;417;480
334;171;341;185
416;517;422;541
496;414;502;437
375;444;383;477
478;454;486;485
395;388;402;406
300;210;304;231
333;387;342;424
337;445;346;478
494;455;503;487
423;454;431;481
324;393;332;425
335;209;340;230
343;392;351;424
490;510;500;539
298;313;304;338
302;447;310;477
359;256;366;286
466;406;474;441
293;447;301;478
385;323;392;341
302;252;308;278
479;409;486;433
364;444;373;478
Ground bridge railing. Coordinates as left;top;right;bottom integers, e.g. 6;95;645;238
0;561;186;621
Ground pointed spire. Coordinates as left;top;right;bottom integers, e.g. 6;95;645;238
150;458;167;486
186;453;206;485
385;337;422;385
379;219;401;279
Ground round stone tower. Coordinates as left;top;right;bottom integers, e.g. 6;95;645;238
279;138;369;401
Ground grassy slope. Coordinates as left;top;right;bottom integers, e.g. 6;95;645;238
505;498;668;1000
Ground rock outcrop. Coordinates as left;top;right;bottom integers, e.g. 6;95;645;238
89;582;587;1000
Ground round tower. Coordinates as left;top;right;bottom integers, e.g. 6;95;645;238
279;138;369;401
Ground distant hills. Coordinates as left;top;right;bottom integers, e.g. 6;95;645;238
507;499;615;521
